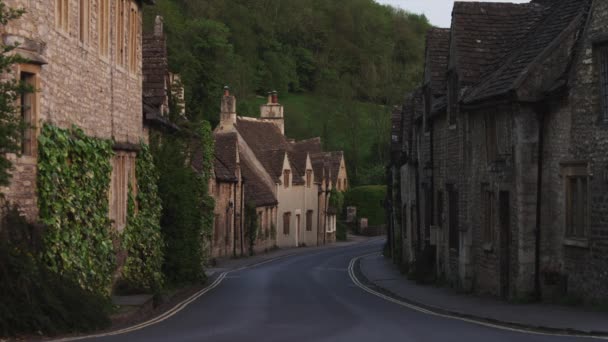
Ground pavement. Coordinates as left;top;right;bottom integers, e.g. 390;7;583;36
59;237;600;342
357;242;608;336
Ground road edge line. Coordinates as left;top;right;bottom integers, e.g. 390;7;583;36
348;253;608;340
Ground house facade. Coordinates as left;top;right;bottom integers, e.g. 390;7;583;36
1;0;151;228
213;90;347;252
390;0;608;303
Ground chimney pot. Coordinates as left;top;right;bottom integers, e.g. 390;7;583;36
267;91;273;104
271;90;278;104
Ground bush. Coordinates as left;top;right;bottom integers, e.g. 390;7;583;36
344;185;387;226
0;206;111;337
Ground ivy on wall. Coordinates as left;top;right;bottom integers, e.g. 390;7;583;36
120;143;164;292
37;125;115;294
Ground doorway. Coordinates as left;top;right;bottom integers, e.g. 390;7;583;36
499;191;511;299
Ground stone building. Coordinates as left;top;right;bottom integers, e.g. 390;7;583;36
1;0;152;227
390;0;608;303
213;90;348;251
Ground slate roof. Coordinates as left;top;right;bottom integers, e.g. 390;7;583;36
235;118;290;182
451;1;545;87
241;157;278;207
464;0;591;103
212;133;238;182
425;28;451;96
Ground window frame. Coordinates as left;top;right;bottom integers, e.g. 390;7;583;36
115;0;127;67
283;169;291;188
109;151;137;232
283;212;291;235
485;114;498;163
79;0;90;44
99;0;111;56
56;0;69;32
560;162;590;242
306;170;312;188
18;64;40;157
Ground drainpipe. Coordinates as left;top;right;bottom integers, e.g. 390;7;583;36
233;184;237;258
534;103;546;300
240;178;245;256
414;158;422;255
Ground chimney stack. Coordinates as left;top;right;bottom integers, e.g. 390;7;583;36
260;90;284;134
220;86;237;128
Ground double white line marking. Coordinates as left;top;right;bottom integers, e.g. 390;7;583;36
348;253;608;340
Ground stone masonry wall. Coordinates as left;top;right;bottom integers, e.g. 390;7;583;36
2;0;145;220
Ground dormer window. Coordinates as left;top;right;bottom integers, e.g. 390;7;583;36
306;170;312;188
448;72;459;126
284;169;290;188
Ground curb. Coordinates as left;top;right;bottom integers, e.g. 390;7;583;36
350;253;608;340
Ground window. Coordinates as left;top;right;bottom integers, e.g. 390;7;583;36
599;44;608;121
116;0;126;66
484;191;495;244
109;152;136;231
128;2;139;72
56;0;69;31
448;72;459;126
283;212;291;235
424;185;432;235
306;170;312;188
79;0;90;43
306;210;313;231
485;114;497;163
283;170;290;188
448;187;459;251
99;0;110;56
561;162;589;240
566;176;588;239
19;67;39;156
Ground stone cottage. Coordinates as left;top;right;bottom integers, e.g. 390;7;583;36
1;0;152;228
213;90;348;251
390;0;608;303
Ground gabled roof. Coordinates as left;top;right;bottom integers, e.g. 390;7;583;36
425;28;451;96
235;117;290;182
241;156;278;207
311;151;344;186
450;1;545;87
290;137;322;180
211;132;238;182
464;0;591;104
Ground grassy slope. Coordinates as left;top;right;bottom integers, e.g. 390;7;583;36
238;93;391;184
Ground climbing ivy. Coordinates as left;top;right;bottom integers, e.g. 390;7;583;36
197;121;216;261
120;143;164;292
328;188;345;216
37;125;115;294
244;201;259;256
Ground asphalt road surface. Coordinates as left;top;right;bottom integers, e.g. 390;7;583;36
86;239;589;342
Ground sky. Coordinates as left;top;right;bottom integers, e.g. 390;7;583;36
376;0;530;27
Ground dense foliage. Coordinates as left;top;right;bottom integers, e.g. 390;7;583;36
151;121;215;285
0;207;111;337
143;0;430;185
37;125;115;294
120;143;164;293
244;201;259;256
0;3;27;186
344;185;387;226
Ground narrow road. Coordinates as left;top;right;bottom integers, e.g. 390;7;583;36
88;239;587;342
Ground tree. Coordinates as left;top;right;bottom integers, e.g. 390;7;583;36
0;2;28;187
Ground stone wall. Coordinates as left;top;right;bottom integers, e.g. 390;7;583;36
2;0;145;220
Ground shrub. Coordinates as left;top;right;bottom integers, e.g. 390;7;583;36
344;185;387;226
0;206;111;337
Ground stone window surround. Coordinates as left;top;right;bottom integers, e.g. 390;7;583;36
559;160;590;248
17;63;41;159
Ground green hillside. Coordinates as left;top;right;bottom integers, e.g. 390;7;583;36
239;94;389;184
143;0;430;185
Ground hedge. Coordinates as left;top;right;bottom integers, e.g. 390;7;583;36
344;185;386;226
